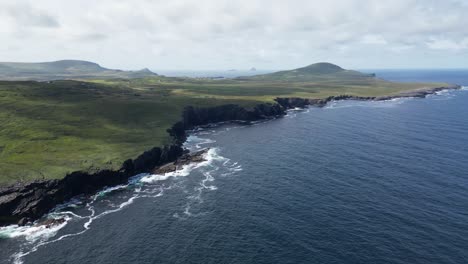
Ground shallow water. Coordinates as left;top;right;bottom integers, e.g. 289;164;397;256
1;71;468;264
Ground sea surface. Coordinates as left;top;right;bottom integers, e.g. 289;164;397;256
1;70;468;264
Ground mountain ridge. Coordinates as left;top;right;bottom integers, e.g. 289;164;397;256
0;60;158;81
237;62;375;81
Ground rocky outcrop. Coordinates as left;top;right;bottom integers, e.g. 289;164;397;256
305;85;461;107
0;145;183;226
275;97;310;108
35;218;66;228
374;86;461;100
0;102;289;226
168;103;286;143
152;149;209;175
0;180;60;226
307;95;375;107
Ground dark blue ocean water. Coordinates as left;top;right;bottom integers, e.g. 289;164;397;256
1;70;468;264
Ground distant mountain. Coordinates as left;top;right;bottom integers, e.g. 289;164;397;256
240;62;375;81
250;67;257;71
0;60;158;81
292;62;344;74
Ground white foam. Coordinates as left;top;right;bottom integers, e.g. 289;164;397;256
140;162;199;183
185;135;216;149
140;148;221;184
8;186;143;264
200;171;217;191
186;135;216;145
0;216;70;241
8;137;241;263
435;89;450;95
325;97;410;109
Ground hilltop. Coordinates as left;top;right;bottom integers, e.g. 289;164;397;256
0;60;158;81
239;62;374;81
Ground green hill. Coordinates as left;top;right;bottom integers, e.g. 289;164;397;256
0;60;158;81
286;62;345;74
239;62;375;81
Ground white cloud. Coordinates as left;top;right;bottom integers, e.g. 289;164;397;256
427;38;468;51
0;2;59;29
0;0;467;69
361;35;387;45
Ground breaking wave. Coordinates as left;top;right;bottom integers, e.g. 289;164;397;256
325;88;465;109
2;130;242;264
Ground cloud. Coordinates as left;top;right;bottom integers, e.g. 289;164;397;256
76;33;108;42
1;2;59;28
361;35;387;45
427;38;468;51
0;0;467;69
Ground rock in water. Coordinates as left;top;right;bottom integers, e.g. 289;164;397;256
152;149;209;175
36;218;66;228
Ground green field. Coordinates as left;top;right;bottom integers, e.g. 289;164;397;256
0;63;448;184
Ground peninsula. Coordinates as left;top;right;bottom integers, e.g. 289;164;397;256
0;60;459;226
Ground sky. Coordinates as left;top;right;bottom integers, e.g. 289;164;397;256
1;0;468;71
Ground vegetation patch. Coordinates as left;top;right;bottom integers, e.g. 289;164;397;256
0;63;450;184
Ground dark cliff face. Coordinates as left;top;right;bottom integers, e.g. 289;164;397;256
0;102;290;226
275;98;310;108
0;180;60;225
0;145;183;226
168;103;286;144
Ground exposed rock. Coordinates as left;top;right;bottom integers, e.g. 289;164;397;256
0;102;286;226
152;149;209;175
0;144;184;226
35;218;66;228
168;103;286;144
18;217;31;226
305;85;461;107
275;97;310;108
375;86;460;101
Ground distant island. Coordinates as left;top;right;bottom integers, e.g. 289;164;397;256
0;60;459;226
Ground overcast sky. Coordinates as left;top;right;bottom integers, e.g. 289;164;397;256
1;0;468;70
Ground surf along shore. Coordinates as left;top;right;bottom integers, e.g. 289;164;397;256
0;83;460;227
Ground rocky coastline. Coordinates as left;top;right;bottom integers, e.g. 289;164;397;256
0;85;460;227
277;85;462;108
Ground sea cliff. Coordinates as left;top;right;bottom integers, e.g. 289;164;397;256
0;102;288;226
0;85;460;226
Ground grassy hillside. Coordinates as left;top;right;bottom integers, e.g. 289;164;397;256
238;62;375;82
0;63;450;184
0;60;158;81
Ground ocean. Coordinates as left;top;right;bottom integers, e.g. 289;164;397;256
1;70;468;264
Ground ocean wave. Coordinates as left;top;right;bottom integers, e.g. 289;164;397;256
325;88;467;109
5;135;241;264
0;217;69;242
140;148;218;184
427;87;467;100
325;99;409;109
6;185;142;264
186;135;216;150
285;107;310;119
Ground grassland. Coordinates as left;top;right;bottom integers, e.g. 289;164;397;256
0;63;450;184
0;60;157;81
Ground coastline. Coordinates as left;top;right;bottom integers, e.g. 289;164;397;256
0;84;461;227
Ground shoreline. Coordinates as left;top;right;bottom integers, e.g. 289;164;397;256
0;84;461;227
